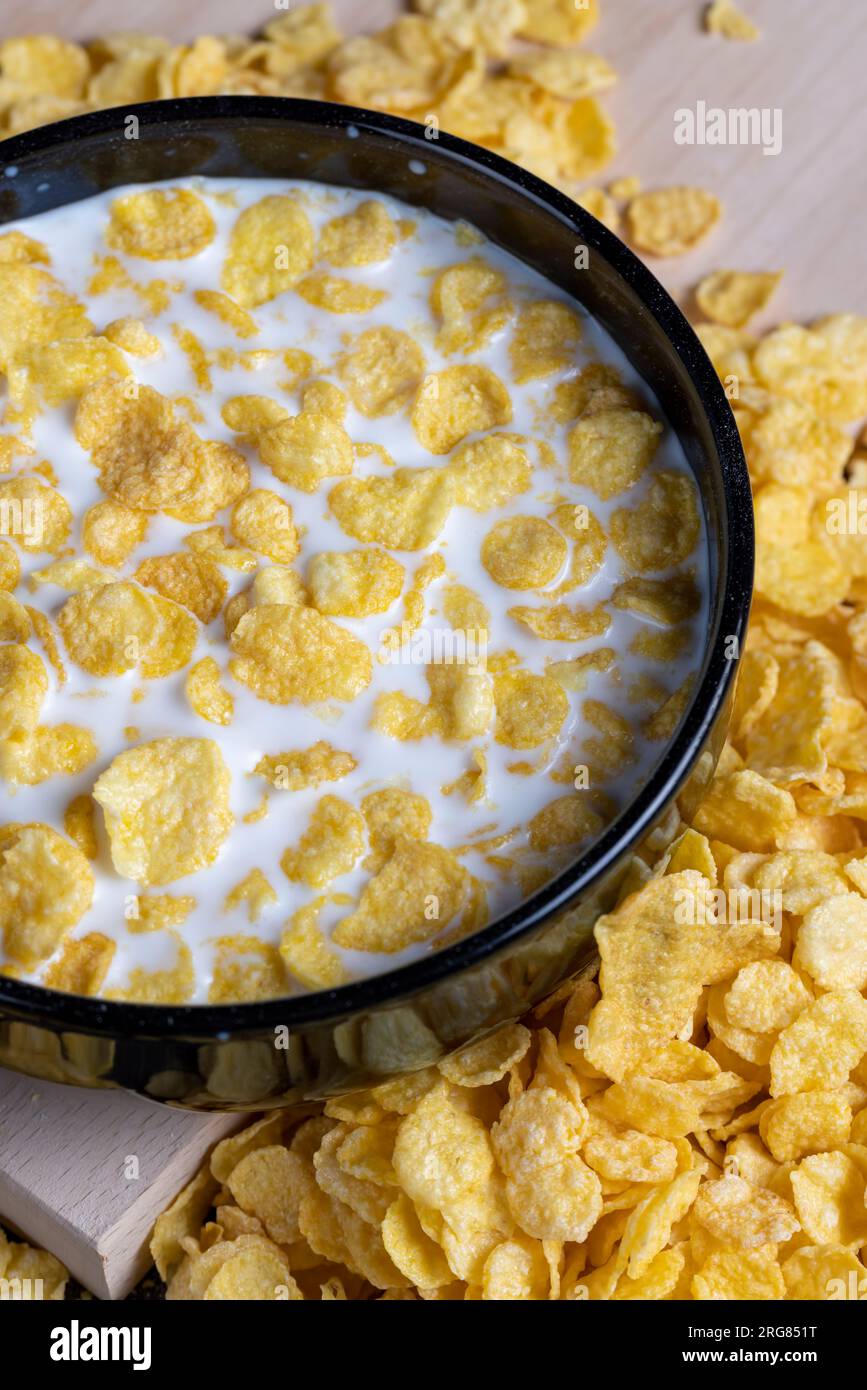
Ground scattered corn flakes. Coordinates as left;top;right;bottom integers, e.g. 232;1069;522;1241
627;187;722;257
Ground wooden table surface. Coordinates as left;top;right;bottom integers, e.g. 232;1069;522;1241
1;0;864;324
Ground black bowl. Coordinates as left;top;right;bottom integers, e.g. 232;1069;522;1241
0;98;752;1109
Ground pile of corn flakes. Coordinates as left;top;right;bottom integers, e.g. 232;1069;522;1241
7;0;867;1303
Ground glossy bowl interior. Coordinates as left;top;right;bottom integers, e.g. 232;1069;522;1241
0;98;753;1108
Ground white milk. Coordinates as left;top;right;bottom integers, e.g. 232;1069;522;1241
0;177;708;1000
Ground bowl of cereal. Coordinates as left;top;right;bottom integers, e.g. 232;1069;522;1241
0;98;751;1108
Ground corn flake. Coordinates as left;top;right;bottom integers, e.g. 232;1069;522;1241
627;187;722;257
93;737;233;885
222;195;315;307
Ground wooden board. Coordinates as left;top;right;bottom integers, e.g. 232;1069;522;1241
0;1067;243;1298
0;0;863;322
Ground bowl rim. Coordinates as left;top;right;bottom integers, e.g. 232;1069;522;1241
0;96;753;1038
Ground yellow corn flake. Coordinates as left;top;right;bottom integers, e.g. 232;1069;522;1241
75;379;248;521
296;273;386;315
371;691;444;742
19;336;130;407
228;489;298;564
107;932;195;1004
493;1088;600;1242
791;1150;867;1249
102;315;161;357
528;794;604;851
253;742;356;794
43;932;115;996
93;737;233;886
221;195;315;307
0;593;30;643
207;937;285;1004
441;582;490;634
693;1174;799;1248
507;301;582;385
494;670;569;749
135;552;227;624
230;603;371;705
58;580;197;679
333;838;468;953
0;476;72;554
63;793;98;861
754;485;848;616
609;174;641;201
105;187;216;260
0;261;92;379
547;648;615;693
426;664;494;740
281;795;365;889
224;870;277;925
431;259;511;356
612;575;701;626
414;0;526;56
518;0;598;45
753;315;867;423
258;410;354;493
586;870;779;1081
448;434;532;511
568;408;662;500
482;516;567;590
221;394;289;440
0;643;47;741
552;96;617;181
610;472;700;572
330;467;453;550
508;47;615;100
782;1244;867;1301
129;894;196;933
337;326;425;417
361;789;432;874
0;541;20;593
759;1093;852;1164
0;230;49;264
576;187;619;232
692;1248;785;1300
251;567;306;607
509;602;610;641
724;960;811;1035
381;1191;452;1289
300;380;347;422
696;269;781;329
0;720;97;788
411;366;512;455
0;822;94;968
318;199;397;267
82;497;148;567
192;287;258;338
705;0;761;40
769;991;867;1097
184;524;256;574
692;768;796;851
280;896;352;990
308;548;404;618
185;657;234;727
627;187;722;257
794;892;867;991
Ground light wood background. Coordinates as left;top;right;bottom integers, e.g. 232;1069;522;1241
0;0;864;322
